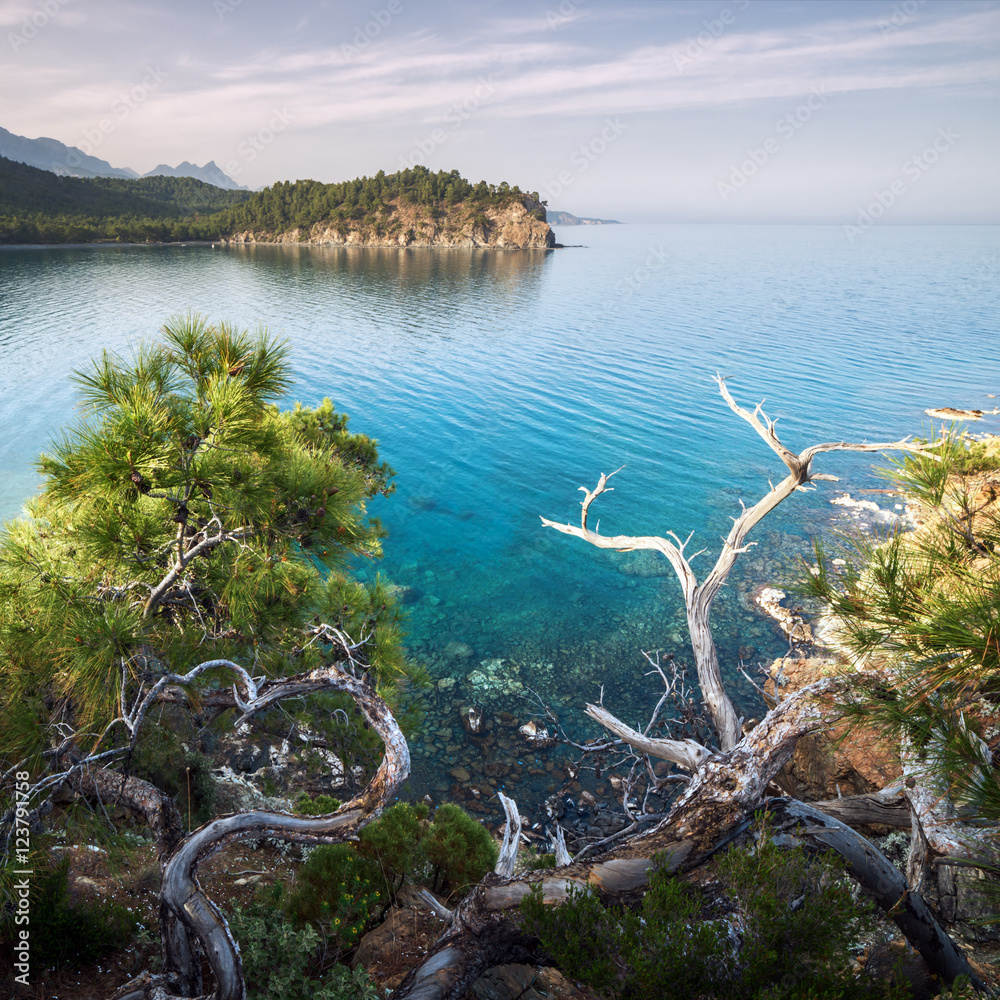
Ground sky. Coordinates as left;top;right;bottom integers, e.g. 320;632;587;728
2;0;998;223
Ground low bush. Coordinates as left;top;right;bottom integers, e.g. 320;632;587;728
521;833;911;1000
228;884;377;1000
284;845;385;956
292;792;341;816
355;801;429;894
0;858;137;972
423;802;498;897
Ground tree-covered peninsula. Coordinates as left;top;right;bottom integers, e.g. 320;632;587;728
0;158;553;248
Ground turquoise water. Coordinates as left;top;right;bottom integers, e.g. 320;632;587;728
1;225;998;812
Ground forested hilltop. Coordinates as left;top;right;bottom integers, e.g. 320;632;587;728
0;158;553;248
0;156;250;243
215;168;553;248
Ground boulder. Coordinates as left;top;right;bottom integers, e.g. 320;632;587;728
765;657;901;799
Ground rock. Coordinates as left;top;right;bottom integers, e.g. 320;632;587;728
353;904;446;980
830;493;882;512
465;658;525;699
518;721;556;748
212;766;294;814
610;549;670;577
421;594;442;607
228;743;269;773
459;705;483;734
924;407;986;420
449;766;472;782
755;587;813;645
765;657;900;799
471;964;601;1000
444;640;473;659
436;677;456;692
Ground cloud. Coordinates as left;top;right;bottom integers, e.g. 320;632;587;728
158;5;1000;132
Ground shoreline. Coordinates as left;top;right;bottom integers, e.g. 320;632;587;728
0;239;559;251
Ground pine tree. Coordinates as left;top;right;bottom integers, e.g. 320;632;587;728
0;315;405;758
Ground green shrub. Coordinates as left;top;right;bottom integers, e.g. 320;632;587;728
520;847;557;871
356;801;429;893
228;884;377;1000
293;792;341;816
132;731;216;828
424;803;498;897
284;845;384;956
520;862;729;999
0;859;137;973
520;835;910;1000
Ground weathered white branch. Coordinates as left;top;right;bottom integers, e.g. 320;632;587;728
584;703;713;770
495;793;522;878
542;376;938;753
549;824;572;866
417;889;454;921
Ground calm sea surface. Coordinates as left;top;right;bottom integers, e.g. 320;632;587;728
1;224;997;814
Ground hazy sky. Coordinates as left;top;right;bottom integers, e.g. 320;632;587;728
3;0;998;222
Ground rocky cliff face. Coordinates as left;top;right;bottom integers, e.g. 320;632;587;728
222;198;555;249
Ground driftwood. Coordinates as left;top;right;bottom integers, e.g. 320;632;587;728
495;793;522;879
541;374;933;754
393;679;980;999
393;790;981;1000
809;785;911;829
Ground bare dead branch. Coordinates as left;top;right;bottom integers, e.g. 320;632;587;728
495;793;522;878
542;376;939;754
584;703;712;771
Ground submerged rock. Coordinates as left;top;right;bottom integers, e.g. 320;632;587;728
459;705;483;734
518;721;556;748
466;658;525;698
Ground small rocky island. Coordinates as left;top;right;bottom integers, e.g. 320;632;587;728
223;194;554;250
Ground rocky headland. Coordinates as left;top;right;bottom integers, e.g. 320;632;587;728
221;198;555;250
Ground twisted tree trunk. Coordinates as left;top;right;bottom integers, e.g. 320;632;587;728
109;659;409;1000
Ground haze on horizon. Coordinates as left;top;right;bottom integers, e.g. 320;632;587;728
2;0;997;224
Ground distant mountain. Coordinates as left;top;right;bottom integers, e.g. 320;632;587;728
0;125;138;180
144;160;246;191
547;210;622;225
0;127;244;191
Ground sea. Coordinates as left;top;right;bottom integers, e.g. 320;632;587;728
1;224;997;819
